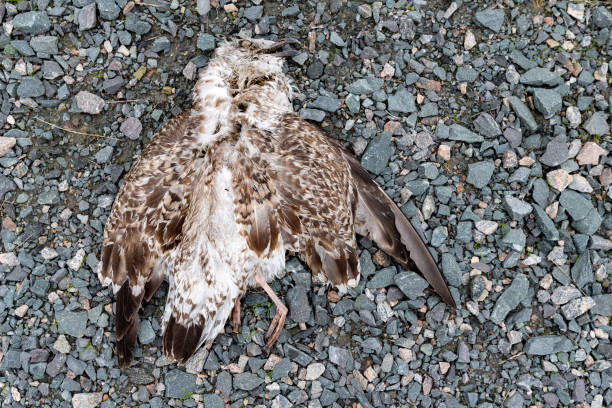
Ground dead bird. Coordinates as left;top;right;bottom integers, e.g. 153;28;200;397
98;38;456;367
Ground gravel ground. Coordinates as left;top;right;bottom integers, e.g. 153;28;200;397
1;0;611;407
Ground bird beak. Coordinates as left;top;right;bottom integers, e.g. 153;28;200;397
262;38;301;58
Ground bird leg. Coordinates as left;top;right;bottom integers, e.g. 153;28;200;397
231;297;241;333
254;270;288;348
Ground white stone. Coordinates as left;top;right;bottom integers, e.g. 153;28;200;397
566;106;581;128
475;220;498;235
67;248;86;271
0;252;19;266
305;362;326;381
464;30;476;50
523;254;541;266
53;334;71;354
0;137;16;158
547;169;573;192
567;4;584;21
594;63;608;82
569;174;594;193
422;195;435;220
72;393;103;408
14;304;28;318
577;142;608;166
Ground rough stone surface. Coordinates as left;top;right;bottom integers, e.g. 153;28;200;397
584;112;609;135
524;336;577;355
508;96;538;131
360;132;393;175
120;117;143;140
387;87;416;113
165;370;196;398
13;12;51;35
72;393;103;408
467;161;495;188
473;9;505;32
490;274;529;324
532;88;562;118
75;91;105;114
395;272;429;300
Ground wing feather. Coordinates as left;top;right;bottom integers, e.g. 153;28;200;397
265;116;360;288
98;109;202;367
342;149;456;307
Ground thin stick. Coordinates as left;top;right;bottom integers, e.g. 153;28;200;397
106;99;147;104
34;117;119;140
11;233;34;251
500;351;524;364
135;0;166;8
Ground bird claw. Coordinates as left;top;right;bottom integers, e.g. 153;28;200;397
255;269;288;349
231;297;241;333
265;304;287;348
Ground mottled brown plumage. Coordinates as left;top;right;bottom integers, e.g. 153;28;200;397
99;38;455;368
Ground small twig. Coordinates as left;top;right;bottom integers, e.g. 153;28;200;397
34;117;119;140
11;232;34;251
500;351;524;364
134;0;166;8
106;99;147;104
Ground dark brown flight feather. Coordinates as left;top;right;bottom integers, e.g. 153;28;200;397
341;149;456;308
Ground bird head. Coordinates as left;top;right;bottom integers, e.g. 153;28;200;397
212;38;300;80
217;37;301;60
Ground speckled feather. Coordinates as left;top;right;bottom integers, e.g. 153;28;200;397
99;39;454;367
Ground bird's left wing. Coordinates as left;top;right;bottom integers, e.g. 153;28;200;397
98;110;202;366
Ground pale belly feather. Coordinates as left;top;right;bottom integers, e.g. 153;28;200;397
206;165;287;292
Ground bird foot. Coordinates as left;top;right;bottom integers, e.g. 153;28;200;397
265;302;287;348
254;269;288;348
232;297;241;333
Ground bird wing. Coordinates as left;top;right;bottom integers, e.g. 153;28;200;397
337;140;456;308
255;116;360;290
274;114;455;307
98;109;202;366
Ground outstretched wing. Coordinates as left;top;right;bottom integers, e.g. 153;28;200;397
340;143;456;308
254;116;360;291
274;114;455;307
98;109;202;367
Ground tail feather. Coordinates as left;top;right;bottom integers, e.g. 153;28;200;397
163;315;205;364
344;151;456;307
161;274;239;364
116;314;139;368
115;281;144;340
115;281;145;368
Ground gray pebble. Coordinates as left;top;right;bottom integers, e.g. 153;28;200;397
394;271;428;300
473;8;505;32
234;372;264;390
508;96;538;132
56;310;88;338
13;11;51;35
532;88;562;118
583;111;609;136
96;0;120;20
467;161;494;188
164;369;196;398
490;274;528;324
360;131;393;175
524;335;576;355
473;112;501;137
